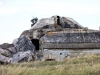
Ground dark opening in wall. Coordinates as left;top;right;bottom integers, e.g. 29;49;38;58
57;16;60;25
31;39;39;50
46;59;55;61
60;53;62;55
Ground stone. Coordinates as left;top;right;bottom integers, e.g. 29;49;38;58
30;15;84;31
0;48;12;57
30;17;55;30
0;54;12;64
13;35;35;54
8;47;17;54
12;51;35;63
41;49;68;61
0;43;14;49
0;35;36;64
20;30;33;40
60;17;84;29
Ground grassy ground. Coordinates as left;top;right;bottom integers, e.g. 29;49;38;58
0;54;100;75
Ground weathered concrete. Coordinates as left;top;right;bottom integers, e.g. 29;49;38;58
0;54;12;64
13;35;35;53
41;32;100;43
41;49;100;61
8;47;17;54
60;17;84;29
40;31;100;49
20;30;33;40
41;43;100;49
0;43;13;49
0;48;12;57
30;17;55;30
1;15;100;63
12;51;35;63
41;49;68;61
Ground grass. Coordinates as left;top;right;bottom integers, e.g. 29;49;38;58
0;54;100;75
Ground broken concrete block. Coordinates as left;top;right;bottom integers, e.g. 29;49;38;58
30;17;55;30
8;47;17;54
0;54;12;64
0;48;12;57
0;43;14;49
13;35;35;54
12;51;35;63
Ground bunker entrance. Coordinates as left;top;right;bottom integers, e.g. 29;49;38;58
31;39;39;50
57;16;60;25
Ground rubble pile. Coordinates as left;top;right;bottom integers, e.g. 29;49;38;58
0;36;35;64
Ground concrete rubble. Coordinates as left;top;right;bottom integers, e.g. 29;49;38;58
0;15;100;64
13;35;35;53
0;35;35;64
12;51;35;63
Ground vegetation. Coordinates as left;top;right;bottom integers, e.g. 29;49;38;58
0;54;100;75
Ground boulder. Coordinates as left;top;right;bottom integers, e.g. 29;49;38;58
13;35;35;54
12;51;35;63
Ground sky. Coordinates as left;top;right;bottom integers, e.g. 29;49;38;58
0;0;100;44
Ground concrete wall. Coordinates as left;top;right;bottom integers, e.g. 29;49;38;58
41;31;100;49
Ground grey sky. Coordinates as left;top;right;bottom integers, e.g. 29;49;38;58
0;0;100;44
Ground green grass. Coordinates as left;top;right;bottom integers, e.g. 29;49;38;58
0;54;100;75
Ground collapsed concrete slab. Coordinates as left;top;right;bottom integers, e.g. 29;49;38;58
12;51;35;63
13;35;35;53
0;48;12;57
0;54;12;64
0;43;14;49
0;36;36;64
8;47;17;54
11;35;36;63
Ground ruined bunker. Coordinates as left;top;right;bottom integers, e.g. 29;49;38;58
21;15;100;61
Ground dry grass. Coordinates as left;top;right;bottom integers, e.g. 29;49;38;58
0;54;100;75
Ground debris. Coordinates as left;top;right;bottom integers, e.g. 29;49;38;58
0;54;12;64
12;51;35;63
13;35;35;53
0;48;12;57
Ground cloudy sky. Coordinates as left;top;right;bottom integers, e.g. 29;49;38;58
0;0;100;44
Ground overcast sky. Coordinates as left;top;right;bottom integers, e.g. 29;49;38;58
0;0;100;44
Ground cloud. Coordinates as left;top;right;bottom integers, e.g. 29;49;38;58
0;1;99;16
26;1;100;15
0;1;2;4
0;7;20;15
